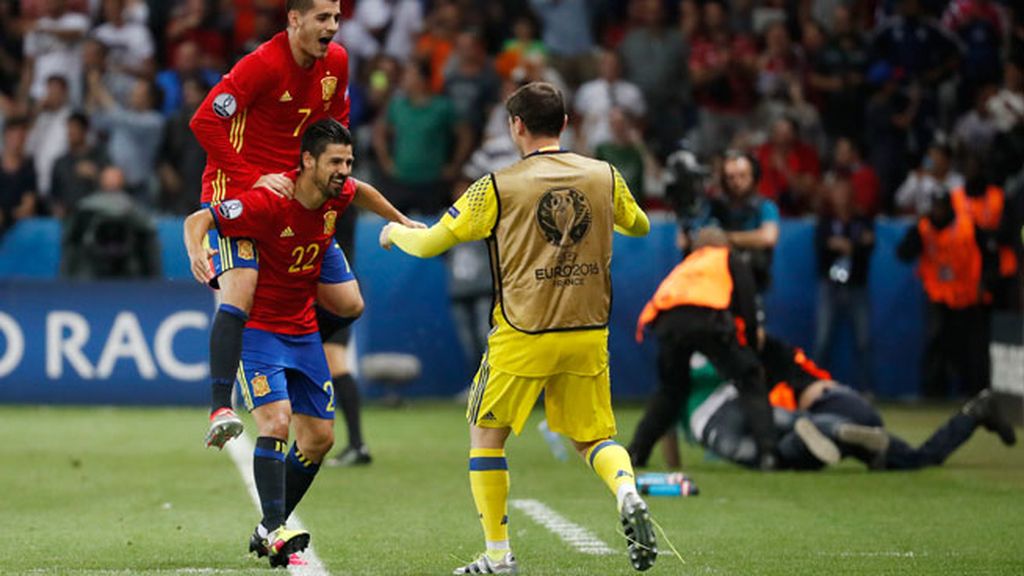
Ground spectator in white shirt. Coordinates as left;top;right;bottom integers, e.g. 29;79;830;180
91;0;154;79
895;142;964;215
954;83;1000;155
987;60;1024;133
87;72;163;197
25;75;71;200
22;0;91;105
573;49;646;154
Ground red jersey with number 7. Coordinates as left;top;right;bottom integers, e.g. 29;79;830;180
191;31;350;205
210;171;357;334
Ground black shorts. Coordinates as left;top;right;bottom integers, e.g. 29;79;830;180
318;208;359;345
317;304;353;346
334;207;358;266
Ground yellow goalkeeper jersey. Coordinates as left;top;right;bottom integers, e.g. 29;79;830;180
438;163;648;377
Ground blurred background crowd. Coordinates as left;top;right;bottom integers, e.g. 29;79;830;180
0;0;1020;217
0;0;1022;398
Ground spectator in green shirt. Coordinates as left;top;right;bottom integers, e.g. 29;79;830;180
595;108;656;204
373;60;472;215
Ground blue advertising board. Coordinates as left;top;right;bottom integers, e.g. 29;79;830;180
0;216;928;404
0;281;213;404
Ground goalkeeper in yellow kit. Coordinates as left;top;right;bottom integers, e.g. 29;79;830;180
380;82;656;574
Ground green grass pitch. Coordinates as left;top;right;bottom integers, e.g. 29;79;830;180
1;402;1021;575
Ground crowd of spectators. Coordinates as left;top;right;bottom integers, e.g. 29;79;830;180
0;0;1019;216
0;0;1022;390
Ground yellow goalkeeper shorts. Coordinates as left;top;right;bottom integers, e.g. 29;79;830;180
465;357;616;443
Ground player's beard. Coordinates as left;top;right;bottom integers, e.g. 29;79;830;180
322;174;347;199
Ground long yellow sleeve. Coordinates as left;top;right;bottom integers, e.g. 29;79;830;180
615;208;650;237
388;223;461;258
611;167;650;237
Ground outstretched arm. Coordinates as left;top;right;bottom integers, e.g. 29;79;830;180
380;174;497;258
381;222;460;258
353;179;421;228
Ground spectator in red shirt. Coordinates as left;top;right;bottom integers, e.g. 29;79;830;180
755;116;821;215
757;22;803;105
689;0;758;157
830;137;880;217
165;0;230;71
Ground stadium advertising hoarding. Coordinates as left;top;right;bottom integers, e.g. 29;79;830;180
0;281;213;404
0;219;932;403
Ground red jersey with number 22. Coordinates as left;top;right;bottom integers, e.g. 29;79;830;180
211;172;356;335
191;31;350;204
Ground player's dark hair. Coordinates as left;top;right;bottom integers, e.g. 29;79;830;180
506;82;565;138
287;0;327;13
300;119;352;162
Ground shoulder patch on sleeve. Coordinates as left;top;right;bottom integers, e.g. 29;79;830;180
446;205;461;219
212;93;238;118
217;199;243;220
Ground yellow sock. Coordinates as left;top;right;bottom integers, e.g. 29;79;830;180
585;440;637;508
468;448;510;552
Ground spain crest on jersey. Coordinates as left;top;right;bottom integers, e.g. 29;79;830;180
252;374;270;398
323;210;338;235
237;239;255;260
321;75;338;102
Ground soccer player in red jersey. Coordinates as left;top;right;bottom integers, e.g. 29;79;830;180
190;0;415;447
184;120;361;567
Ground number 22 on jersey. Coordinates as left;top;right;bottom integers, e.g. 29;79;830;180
289;243;319;273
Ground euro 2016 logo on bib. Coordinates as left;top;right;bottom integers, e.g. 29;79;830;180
212;93;237;118
536;188;592;247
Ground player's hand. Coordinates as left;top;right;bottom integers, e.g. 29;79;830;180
379;222;399;250
404;218;428;229
254;173;294;198
189;246;218;284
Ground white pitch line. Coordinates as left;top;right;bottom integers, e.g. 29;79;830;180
225;434;330;576
509;499;616;555
823;551;922;558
